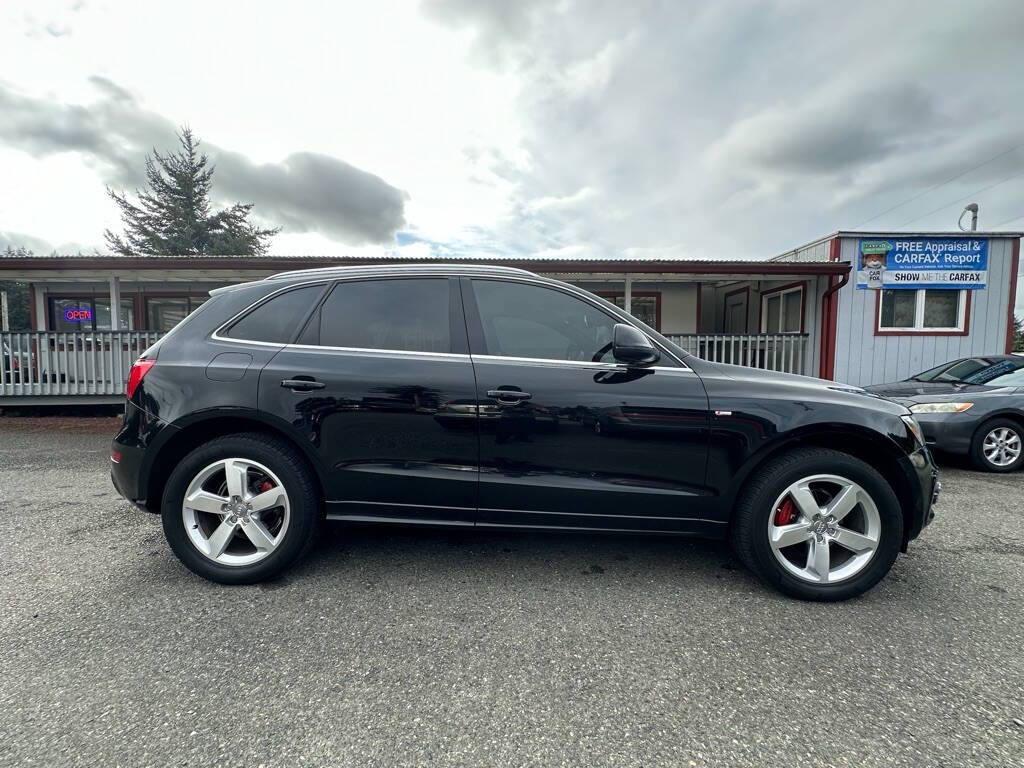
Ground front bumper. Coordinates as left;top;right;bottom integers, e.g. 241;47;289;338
904;446;939;544
908;412;978;455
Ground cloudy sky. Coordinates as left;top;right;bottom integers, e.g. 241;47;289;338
1;0;1023;266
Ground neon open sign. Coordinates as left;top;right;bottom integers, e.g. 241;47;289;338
64;307;92;322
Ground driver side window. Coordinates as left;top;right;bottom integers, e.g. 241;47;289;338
471;280;619;362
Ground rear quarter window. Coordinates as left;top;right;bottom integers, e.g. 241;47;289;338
222;284;327;344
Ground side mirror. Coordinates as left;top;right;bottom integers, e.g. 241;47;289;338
611;323;660;366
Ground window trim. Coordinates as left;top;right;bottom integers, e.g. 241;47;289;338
47;293;137;331
592;291;662;331
759;281;806;334
212;273;690;369
874;288;971;336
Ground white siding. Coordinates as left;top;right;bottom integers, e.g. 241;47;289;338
831;236;1017;386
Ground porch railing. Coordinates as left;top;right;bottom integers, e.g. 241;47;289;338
1;331;164;397
666;333;809;375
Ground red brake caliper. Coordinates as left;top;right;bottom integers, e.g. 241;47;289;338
259;479;275;493
774;497;796;526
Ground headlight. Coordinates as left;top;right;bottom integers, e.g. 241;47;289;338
909;402;974;414
900;415;925;447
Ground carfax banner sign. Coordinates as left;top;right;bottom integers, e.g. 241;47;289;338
856;237;988;290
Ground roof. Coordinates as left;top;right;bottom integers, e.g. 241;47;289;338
0;253;850;276
265;263;536;281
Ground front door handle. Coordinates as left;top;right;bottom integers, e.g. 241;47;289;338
281;378;325;392
487;389;532;403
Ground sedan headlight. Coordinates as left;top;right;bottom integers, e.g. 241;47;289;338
909;402;974;414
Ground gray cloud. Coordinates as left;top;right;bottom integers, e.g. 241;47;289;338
0;79;407;245
423;0;1024;258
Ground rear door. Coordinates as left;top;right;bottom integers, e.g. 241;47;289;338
258;276;480;524
463;277;714;533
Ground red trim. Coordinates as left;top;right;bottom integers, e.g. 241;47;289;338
28;281;37;331
757;280;807;333
594;290;662;331
722;285;751;333
1006;238;1020;353
828;236;841;262
873;289;972;336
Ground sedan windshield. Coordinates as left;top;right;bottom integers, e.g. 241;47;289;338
911;357;1024;386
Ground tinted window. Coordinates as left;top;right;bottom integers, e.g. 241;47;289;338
319;279;450;353
225;284;327;343
472;280;619;362
913;357;1000;383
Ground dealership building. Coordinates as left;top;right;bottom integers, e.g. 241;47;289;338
0;229;1019;404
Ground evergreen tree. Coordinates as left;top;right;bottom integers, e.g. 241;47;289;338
1014;315;1024;353
104;127;278;256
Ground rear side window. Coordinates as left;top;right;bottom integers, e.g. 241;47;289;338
223;284;327;343
318;279;451;353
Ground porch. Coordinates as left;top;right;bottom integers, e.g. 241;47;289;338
0;253;847;404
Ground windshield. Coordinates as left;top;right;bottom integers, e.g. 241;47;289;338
911;357;1024;385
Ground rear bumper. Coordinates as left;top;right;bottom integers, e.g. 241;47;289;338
110;401;175;512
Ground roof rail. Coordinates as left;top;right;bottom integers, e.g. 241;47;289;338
264;263;537;281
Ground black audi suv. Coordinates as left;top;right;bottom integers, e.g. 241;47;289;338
111;265;938;600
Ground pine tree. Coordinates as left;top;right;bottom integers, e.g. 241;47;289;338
104;127;278;256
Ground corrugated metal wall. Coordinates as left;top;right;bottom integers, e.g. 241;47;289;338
831;236;1015;386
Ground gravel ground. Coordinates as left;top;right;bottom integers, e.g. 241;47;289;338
0;416;1022;767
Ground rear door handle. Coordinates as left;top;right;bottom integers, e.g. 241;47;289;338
281;378;325;391
487;389;532;403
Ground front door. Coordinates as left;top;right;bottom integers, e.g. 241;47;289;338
258;276;479;523
462;278;714;533
725;290;748;333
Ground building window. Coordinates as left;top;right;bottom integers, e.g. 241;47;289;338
49;297;134;332
760;284;804;333
145;296;207;332
878;289;966;332
594;292;661;330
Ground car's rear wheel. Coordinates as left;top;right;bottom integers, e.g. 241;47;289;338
161;433;320;584
731;447;903;601
970;418;1024;472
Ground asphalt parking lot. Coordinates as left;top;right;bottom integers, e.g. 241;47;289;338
1;417;1022;767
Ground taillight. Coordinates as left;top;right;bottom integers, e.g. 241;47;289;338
126;358;156;399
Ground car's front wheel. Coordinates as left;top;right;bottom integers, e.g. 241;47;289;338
161;433;320;584
732;447;903;601
970;418;1024;472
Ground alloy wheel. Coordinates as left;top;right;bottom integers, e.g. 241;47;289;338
182;458;291;566
982;427;1021;468
767;474;881;584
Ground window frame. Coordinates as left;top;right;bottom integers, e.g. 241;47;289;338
874;288;970;336
759;282;806;334
143;295;209;333
47;294;136;331
592;291;662;331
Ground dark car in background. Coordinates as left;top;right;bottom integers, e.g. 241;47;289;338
867;355;1024;472
110;265;938;601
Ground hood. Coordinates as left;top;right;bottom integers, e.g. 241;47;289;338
695;360;905;412
865;380;1018;401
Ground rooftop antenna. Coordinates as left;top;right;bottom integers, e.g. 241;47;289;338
958;203;979;232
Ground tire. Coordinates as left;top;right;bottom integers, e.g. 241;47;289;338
161;432;321;584
731;447;903;601
969;418;1024;473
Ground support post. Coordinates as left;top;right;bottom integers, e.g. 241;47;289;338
109;276;121;330
624;275;632;316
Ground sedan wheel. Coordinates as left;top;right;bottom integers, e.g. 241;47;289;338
767;474;881;584
981;426;1021;468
